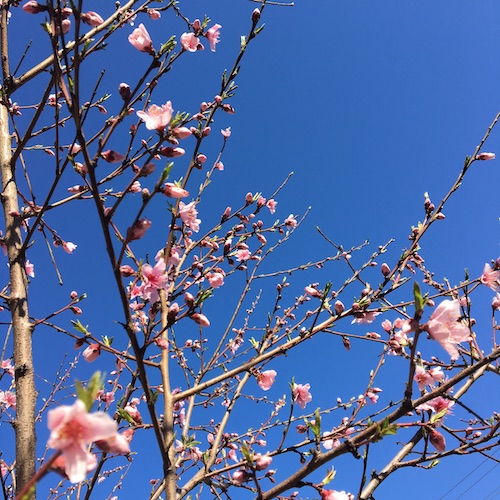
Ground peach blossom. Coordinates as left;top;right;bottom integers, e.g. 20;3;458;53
128;24;153;53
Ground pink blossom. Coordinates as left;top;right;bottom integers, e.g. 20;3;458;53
0;390;16;409
82;344;100;363
81;11;104;26
207;272;225;288
322;432;340;450
163;182;189;198
293;383;312;409
425;299;471;360
2;360;14;377
320;490;354;500
128;24;153;53
95;429;132;455
216;161;224;170
476;152;495;160
257;370;277;391
129;181;141;193
284;214;297;227
136;102;173;132
180;32;200;52
266;199;277;214
381;319;393;332
62;241;77;254
206;24;222;51
236;248;251;261
493;293;500;310
418;396;454;414
51;453;96;479
148;9;161;20
179;201;201;232
221;127;231;138
351;311;380;325
138;260;168;303
25;260;35;278
480;263;500;291
414;365;444;391
47;400;118;483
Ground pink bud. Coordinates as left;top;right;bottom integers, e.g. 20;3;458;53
70;291;78;300
148;9;161;20
232;470;249;485
82;344;101;363
81;11;104;26
163;183;189;198
184;292;195;308
127;218;151;241
429;428;446;452
191;313;210;327
334;300;345;315
120;265;135;277
128;23;154;54
381;263;391;276
159;147;185;158
245;192;253;204
171;127;192;139
101;150;126;163
119;83;131;101
221;127;231;139
255;454;272;470
202;126;211;137
252;8;261;22
22;1;47;14
476;152;495;161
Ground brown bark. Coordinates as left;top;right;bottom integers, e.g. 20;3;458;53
0;99;36;493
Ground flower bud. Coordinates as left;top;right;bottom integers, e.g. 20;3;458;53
476;152;495;161
191;312;210;327
252;8;261;22
334;300;345;315
119;83;131;101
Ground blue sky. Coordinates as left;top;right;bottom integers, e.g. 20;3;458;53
3;1;500;498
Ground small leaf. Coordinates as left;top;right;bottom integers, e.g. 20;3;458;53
71;319;89;335
321;467;336;485
413;282;424;316
76;371;105;411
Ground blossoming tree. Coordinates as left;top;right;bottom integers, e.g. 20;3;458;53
1;1;499;499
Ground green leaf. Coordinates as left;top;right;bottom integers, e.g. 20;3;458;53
253;24;265;36
76;371;105;411
102;335;113;346
160;162;174;183
116;407;136;425
159;35;176;56
429;408;448;425
413;282;424;316
71;319;89;335
321;467;336;485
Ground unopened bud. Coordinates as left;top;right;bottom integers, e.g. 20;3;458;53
252;8;261;22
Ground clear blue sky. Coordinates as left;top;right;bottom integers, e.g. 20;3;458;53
4;1;500;498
